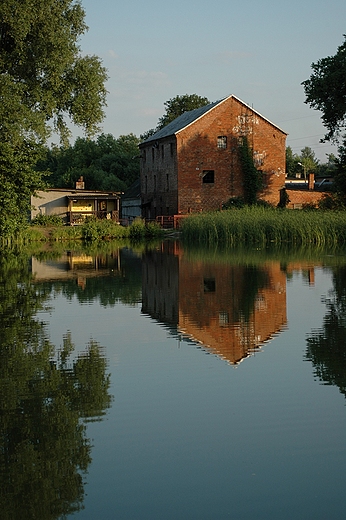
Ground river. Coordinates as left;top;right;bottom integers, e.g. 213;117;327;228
1;241;346;519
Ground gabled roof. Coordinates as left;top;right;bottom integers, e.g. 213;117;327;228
140;95;287;144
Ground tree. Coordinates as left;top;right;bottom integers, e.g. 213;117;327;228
302;35;346;142
157;94;210;130
299;146;319;179
285;146;319;179
333;137;346;196
286;146;301;177
38;133;140;191
0;0;108;235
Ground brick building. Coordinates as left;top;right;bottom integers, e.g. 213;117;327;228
139;95;287;218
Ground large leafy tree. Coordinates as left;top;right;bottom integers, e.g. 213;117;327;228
302;35;346;142
38;133;140;191
0;0;108;235
157;93;210;129
141;94;210;140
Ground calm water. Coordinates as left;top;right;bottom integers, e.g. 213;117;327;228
1;242;346;519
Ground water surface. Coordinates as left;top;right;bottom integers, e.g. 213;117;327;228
1;243;346;519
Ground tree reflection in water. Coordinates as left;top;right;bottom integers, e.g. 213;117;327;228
0;251;112;519
306;266;346;398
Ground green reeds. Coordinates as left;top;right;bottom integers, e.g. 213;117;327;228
181;207;346;247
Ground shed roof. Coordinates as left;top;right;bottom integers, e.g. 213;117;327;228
140;95;287;145
122;178;140;200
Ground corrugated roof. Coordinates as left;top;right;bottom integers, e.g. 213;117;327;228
140;95;287;144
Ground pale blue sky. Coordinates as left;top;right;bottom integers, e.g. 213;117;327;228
78;0;346;161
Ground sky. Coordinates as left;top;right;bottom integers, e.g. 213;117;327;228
77;0;346;162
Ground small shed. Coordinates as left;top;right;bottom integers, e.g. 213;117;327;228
31;188;121;224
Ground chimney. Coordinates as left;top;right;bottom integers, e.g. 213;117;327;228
308;172;314;191
76;176;85;190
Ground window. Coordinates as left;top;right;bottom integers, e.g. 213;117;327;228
166;174;169;191
202;170;214;184
152;148;155;161
217;136;227;149
170;143;174;156
219;312;229;326
204;278;216;293
161;145;164;159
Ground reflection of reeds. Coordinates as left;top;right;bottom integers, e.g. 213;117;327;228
181;242;346;267
181;207;346;247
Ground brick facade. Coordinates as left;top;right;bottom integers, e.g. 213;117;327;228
285;187;326;209
140;95;287;218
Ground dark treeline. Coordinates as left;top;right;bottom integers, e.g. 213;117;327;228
37;133;141;192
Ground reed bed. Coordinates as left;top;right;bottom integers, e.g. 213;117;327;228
181;207;346;247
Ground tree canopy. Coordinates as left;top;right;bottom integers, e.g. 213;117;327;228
141;94;210;140
38;133;140;191
285;146;320;178
0;0;108;235
157;94;210;129
302;35;346;142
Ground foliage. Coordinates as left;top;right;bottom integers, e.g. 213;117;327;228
285;146;301;177
333;136;346;197
299;146;320;177
156;94;210;130
238;137;263;204
181;206;346;247
277;188;290;208
222;197;245;209
0;0;107;237
141;94;210;139
31;213;65;227
302;34;346;142
286;146;320;178
38;133;140;191
0;251;111;518
128;218;163;240
82;218;129;241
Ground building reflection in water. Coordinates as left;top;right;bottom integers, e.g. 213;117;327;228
142;242;287;365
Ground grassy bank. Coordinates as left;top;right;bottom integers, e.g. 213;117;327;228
180;207;346;247
1;218;164;247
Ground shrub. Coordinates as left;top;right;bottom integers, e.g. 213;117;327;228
31;213;65;226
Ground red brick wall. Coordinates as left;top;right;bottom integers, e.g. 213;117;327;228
176;96;286;213
285;188;325;209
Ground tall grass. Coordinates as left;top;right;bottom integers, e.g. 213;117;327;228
181;207;346;247
0;217;164;247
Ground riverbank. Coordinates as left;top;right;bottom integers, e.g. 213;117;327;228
1;218;164;246
180;207;346;246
